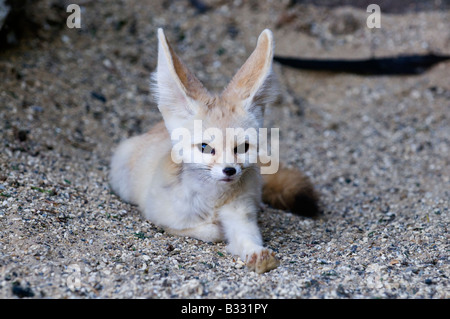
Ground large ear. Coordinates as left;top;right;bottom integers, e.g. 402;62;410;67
153;28;210;130
221;29;277;112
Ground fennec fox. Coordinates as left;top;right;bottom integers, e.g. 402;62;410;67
110;29;318;273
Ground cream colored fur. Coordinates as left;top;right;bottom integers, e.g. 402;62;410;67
110;28;279;273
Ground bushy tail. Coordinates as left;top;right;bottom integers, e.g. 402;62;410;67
262;166;319;217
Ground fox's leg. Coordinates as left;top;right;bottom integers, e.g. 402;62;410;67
166;222;224;243
218;200;279;274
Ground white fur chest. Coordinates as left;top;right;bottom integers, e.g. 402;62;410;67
142;172;222;230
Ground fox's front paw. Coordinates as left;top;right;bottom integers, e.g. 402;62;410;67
246;249;279;274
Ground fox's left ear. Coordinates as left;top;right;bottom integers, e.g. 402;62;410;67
222;29;277;114
153;28;210;132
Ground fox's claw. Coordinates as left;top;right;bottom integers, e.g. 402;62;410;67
246;249;279;274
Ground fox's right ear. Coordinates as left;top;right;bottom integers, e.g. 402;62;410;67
152;28;210;131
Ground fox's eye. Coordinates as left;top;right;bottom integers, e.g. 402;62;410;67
198;143;215;155
234;142;249;154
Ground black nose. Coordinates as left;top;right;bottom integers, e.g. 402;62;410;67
223;167;236;176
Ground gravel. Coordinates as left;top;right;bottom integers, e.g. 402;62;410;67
0;0;448;299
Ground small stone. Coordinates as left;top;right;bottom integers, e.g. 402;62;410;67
90;91;106;103
12;283;35;298
234;259;245;269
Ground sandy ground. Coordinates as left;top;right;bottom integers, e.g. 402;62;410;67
0;0;449;298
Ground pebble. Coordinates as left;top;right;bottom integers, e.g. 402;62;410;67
0;0;448;300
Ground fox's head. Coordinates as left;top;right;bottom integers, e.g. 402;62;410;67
152;28;278;184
